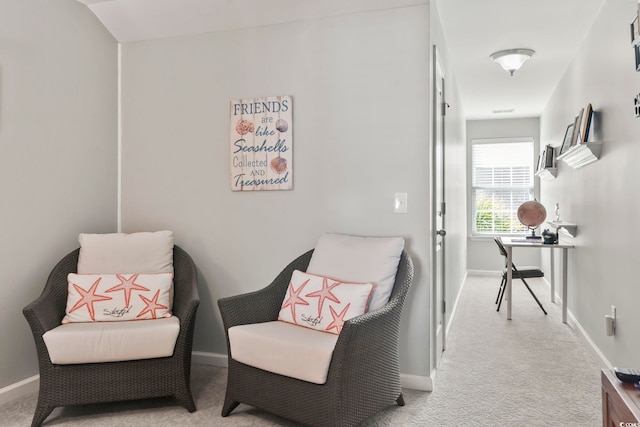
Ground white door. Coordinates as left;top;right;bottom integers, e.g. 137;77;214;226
432;46;447;368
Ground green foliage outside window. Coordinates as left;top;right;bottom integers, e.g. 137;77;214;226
474;197;522;233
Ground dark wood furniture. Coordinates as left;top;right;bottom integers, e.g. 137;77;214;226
602;369;640;426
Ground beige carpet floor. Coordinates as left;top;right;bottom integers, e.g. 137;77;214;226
1;274;602;426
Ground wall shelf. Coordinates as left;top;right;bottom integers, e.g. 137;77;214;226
535;167;557;181
547;220;577;237
556;141;602;169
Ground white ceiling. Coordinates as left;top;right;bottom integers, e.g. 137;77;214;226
77;0;607;120
436;0;607;119
77;0;426;42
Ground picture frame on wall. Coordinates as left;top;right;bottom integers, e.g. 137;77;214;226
537;150;545;172
581;103;593;143
631;15;639;44
570;108;584;147
631;14;640;71
559;123;574;155
229;95;293;191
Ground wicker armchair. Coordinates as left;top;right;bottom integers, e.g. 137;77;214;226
218;249;413;427
22;245;199;427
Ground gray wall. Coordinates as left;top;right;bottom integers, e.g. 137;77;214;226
0;0;117;388
539;0;639;367
121;6;437;377
466;118;543;271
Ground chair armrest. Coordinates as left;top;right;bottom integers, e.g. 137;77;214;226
23;290;65;338
172;246;200;341
218;250;314;329
327;252;413;386
327;301;404;385
23;249;79;337
218;286;284;329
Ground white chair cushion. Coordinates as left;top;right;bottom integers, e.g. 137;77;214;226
229;321;339;384
77;230;174;274
43;316;179;364
306;233;404;311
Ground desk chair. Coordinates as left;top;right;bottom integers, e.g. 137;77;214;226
494;238;547;315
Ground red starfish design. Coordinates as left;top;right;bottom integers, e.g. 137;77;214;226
306;277;341;316
281;279;310;322
69;278;113;321
326;303;351;334
137;289;168;319
105;274;150;307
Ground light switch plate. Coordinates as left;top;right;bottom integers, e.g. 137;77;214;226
394;193;408;213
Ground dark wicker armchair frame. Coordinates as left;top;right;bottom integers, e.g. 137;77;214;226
218;249;414;427
22;245;200;427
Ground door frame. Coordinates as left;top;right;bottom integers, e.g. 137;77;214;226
430;45;447;373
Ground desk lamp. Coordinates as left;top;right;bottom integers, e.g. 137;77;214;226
517;200;546;240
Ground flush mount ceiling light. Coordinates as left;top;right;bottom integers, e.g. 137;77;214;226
490;48;535;76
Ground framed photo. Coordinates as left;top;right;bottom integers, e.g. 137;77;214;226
559;123;574;155
537;150;545;172
581;103;593;144
632;14;640;70
631;15;639;44
570;109;584;147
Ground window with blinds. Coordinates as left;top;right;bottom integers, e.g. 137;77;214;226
471;140;534;235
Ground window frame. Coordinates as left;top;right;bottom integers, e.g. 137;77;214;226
467;137;538;238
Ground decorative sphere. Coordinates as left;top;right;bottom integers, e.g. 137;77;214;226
517;201;547;228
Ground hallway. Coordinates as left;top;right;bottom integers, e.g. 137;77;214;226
408;274;602;425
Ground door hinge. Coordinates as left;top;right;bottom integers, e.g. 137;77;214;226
442;300;446;314
441;202;446;216
441;102;449;116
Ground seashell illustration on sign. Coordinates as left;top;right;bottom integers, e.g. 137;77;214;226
270;156;287;174
276;119;288;133
235;118;254;136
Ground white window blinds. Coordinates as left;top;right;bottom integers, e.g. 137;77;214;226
471;140;534;234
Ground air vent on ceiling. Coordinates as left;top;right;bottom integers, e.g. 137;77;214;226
492;109;515;114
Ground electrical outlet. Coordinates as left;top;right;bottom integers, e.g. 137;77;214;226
605;305;616;336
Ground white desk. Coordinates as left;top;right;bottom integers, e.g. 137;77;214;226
499;237;575;323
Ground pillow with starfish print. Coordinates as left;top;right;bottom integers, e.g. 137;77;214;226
277;270;374;335
62;273;173;323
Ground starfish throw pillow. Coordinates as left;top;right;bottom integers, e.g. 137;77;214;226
62;272;173;323
277;270;374;335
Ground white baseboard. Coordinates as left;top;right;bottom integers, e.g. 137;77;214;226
400;373;432;391
540;278;613;370
0;375;39;406
445;271;467;339
566;310;613;370
192;351;432;392
467;270;501;277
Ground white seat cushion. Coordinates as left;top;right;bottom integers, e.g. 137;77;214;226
43;316;179;364
229;321;339;384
